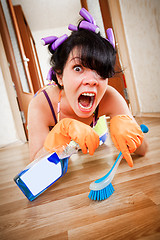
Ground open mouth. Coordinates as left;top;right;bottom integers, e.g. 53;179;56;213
78;92;95;110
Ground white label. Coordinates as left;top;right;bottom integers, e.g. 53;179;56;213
20;154;62;196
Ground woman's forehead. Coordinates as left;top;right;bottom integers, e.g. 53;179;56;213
68;47;82;63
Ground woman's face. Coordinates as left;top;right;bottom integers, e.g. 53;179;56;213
57;48;108;118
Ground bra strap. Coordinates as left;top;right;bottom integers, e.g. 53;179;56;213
42;89;57;125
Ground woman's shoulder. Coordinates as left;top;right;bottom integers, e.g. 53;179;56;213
102;85;125;102
28;84;59;124
31;84;58;105
99;86;129;117
99;86;119;107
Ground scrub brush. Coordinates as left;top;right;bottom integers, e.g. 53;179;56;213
88;124;149;201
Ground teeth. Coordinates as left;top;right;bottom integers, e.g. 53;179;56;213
82;93;95;97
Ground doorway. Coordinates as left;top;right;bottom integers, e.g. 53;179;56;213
1;0;44;139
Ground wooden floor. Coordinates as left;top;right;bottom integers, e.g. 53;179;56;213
0;117;160;240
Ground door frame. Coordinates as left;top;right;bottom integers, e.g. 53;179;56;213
0;1;26;142
1;0;44;139
108;0;140;115
13;4;44;93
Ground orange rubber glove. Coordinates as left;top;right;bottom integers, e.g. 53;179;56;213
110;115;144;167
44;118;99;155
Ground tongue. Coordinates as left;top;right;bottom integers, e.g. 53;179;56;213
79;95;91;107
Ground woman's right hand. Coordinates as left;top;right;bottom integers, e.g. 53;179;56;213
44;118;99;155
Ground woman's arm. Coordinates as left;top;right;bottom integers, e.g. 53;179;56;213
100;86;132;118
134;135;148;156
27;95;52;161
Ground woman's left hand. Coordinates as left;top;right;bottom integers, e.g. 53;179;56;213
110;115;144;167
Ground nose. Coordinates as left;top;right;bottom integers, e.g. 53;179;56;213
82;70;99;86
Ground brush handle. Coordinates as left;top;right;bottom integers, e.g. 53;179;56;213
95;152;123;183
90;152;123;190
90;124;149;190
96;124;148;182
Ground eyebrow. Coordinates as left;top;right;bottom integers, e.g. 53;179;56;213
69;57;81;63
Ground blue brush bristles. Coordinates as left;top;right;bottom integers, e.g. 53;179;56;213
88;151;123;202
88;124;148;202
88;182;115;201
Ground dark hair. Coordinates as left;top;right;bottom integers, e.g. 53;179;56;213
48;28;117;89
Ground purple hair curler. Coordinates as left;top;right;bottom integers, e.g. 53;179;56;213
46;67;55;80
68;24;78;31
68;8;99;34
51;34;68;51
41;36;58;46
79;21;99;33
41;34;68;51
79;8;95;25
106;28;115;48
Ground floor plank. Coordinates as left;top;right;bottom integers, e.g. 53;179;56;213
0;117;160;240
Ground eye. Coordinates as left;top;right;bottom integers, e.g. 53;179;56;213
73;65;82;72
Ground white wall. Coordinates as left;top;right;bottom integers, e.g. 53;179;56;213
0;35;18;147
0;35;26;147
0;66;18;147
119;0;160;113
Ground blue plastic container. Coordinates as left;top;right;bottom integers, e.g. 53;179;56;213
14;152;69;201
